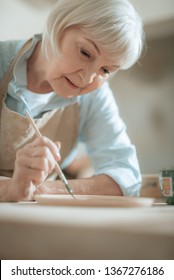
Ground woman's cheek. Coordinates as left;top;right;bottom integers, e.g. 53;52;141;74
80;76;107;95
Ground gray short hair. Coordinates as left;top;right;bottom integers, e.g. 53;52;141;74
42;0;144;69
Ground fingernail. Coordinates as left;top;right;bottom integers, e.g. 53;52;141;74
56;151;61;161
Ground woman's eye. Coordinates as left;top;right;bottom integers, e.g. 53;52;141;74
102;68;110;75
80;49;91;58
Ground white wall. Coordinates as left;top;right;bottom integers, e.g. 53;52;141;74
0;0;53;40
110;37;174;173
0;0;174;40
131;0;174;23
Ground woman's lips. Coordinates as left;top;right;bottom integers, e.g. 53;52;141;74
65;77;79;89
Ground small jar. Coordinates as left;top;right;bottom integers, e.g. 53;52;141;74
160;169;174;205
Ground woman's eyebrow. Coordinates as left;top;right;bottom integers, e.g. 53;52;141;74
84;38;120;68
84;37;100;54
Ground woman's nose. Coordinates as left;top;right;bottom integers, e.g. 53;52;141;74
79;69;97;85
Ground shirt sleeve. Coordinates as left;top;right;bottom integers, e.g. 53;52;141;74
79;82;142;196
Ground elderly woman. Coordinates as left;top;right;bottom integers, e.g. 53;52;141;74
0;0;144;201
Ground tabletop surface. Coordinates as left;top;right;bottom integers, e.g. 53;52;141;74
0;200;174;233
0;198;174;260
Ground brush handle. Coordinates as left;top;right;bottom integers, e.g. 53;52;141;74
25;109;42;137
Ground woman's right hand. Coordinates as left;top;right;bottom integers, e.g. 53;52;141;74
9;136;61;201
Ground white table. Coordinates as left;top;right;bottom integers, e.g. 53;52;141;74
0;200;174;259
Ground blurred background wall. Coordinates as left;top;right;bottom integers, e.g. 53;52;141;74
110;0;174;174
0;0;174;174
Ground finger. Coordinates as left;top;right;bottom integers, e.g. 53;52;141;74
20;137;61;161
16;151;55;175
26;146;56;172
25;168;47;186
18;138;59;172
34;136;61;161
55;141;61;151
12;165;46;199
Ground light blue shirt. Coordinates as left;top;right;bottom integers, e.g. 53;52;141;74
0;35;142;196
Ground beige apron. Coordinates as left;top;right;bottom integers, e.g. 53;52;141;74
0;39;80;178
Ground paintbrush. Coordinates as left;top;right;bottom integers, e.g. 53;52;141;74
19;95;75;199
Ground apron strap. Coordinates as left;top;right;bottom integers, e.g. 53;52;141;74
0;38;32;106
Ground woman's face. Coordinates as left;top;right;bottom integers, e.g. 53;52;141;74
46;27;120;98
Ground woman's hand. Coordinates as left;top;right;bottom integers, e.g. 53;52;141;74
9;136;61;201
